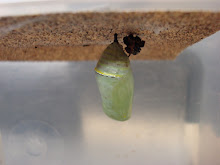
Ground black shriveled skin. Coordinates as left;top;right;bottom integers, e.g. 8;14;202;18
123;34;145;57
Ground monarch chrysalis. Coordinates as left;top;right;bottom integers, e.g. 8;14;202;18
95;34;134;121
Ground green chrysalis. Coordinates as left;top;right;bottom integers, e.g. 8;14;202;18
95;34;134;121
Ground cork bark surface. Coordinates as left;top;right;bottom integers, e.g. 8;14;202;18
0;12;219;61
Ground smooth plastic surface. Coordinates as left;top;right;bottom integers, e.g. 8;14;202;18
0;1;220;17
0;31;219;165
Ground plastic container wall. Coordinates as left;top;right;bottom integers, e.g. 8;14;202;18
0;30;219;165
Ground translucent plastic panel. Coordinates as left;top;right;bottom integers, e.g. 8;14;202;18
0;31;219;165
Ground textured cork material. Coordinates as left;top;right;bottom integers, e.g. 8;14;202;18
0;12;219;61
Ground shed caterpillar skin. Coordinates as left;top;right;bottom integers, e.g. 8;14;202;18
95;34;134;121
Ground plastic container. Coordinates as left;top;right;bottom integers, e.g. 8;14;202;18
0;1;219;165
0;30;219;165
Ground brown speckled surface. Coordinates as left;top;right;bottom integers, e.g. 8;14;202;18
0;12;220;61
